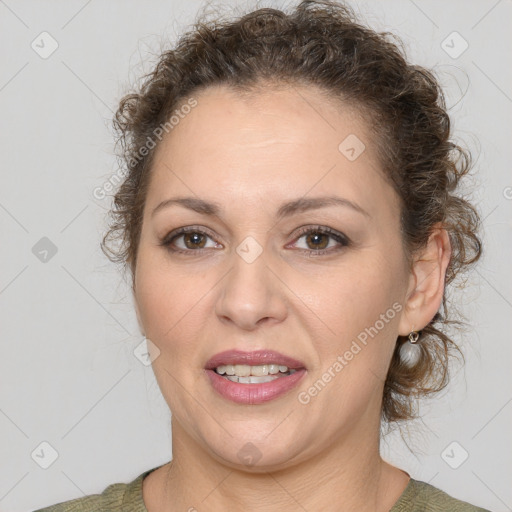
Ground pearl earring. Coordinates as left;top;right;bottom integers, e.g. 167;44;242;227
399;330;421;367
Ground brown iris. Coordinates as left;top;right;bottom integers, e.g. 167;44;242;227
184;232;207;249
305;232;329;250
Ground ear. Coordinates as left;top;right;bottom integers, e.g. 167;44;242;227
398;223;452;336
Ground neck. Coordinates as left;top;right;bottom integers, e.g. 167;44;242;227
158;415;407;512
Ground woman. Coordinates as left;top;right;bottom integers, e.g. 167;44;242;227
35;0;491;510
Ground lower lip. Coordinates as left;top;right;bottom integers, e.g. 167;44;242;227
205;369;307;404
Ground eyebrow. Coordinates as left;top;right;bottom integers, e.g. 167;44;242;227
151;195;371;220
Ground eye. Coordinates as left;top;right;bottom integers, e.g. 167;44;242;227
289;226;350;254
160;225;350;256
160;227;221;254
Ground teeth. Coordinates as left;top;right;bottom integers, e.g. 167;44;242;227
226;375;279;384
251;364;268;376
215;364;291;377
268;364;280;375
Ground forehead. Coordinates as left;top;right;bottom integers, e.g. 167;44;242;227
166;83;370;152
147;84;395;217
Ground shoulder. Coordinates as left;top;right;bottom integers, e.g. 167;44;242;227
32;465;164;512
391;478;493;512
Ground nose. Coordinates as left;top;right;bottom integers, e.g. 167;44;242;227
215;246;288;331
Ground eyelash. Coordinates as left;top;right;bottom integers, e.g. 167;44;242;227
159;225;351;256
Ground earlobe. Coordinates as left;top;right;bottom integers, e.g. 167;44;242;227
398;224;452;336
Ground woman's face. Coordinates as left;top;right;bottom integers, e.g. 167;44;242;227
134;84;413;470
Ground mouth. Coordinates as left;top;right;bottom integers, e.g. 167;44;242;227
204;349;307;404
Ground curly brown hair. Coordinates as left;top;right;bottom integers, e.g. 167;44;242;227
101;0;482;424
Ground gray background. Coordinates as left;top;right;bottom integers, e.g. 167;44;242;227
1;1;511;511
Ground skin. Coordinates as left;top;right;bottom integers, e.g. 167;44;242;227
133;83;451;511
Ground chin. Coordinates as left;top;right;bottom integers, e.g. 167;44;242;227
197;427;308;473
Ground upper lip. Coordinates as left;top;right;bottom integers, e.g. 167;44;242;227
205;350;306;370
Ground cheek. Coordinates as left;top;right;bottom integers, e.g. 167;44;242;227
295;258;405;420
134;252;214;356
134;257;210;409
306;252;405;359
135;264;173;336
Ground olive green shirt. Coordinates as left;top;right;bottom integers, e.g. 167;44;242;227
34;464;492;511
